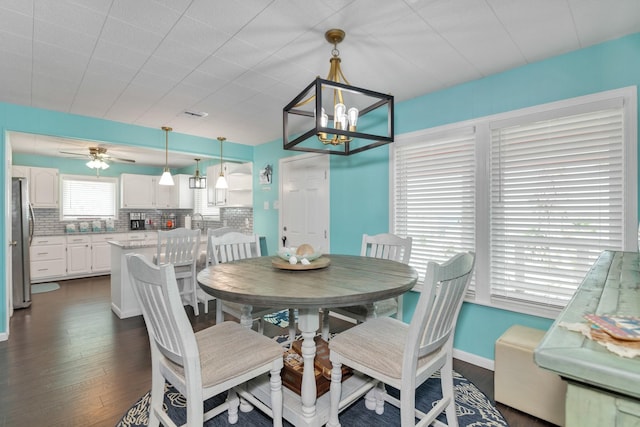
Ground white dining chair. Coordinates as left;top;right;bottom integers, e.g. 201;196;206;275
327;251;475;427
209;231;295;339
193;227;243;314
322;233;412;339
156;228;201;315
126;253;284;427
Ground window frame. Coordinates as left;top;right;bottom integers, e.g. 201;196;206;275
59;174;119;221
390;86;637;319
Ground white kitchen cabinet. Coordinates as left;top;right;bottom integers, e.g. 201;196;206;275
66;235;91;276
121;173;192;209
11;165;30;179
173;174;194;209
91;234;124;273
206;163;252;207
12;166;59;208
155;180;174;208
227;162;253;207
30;236;66;282
120;173;156;208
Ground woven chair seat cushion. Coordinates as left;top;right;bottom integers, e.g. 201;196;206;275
165;321;283;388
329;317;437;380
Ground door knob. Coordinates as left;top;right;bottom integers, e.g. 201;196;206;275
9;240;17;246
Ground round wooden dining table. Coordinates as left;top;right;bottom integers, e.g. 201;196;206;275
197;254;418;426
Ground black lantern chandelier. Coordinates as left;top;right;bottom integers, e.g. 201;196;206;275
283;29;394;155
189;158;206;189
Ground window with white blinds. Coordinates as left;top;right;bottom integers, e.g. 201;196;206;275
391;87;636;317
393;128;476;288
61;175;117;220
490;107;625;308
193;187;220;219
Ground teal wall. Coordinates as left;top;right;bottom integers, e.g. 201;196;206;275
2;33;639;362
251;33;640;361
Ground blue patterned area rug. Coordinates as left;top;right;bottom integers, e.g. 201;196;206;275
263;309;296;328
117;370;507;426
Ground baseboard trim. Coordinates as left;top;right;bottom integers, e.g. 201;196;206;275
453;348;495;371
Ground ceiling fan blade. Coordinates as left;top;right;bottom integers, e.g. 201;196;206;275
59;150;89;157
104;156;136;163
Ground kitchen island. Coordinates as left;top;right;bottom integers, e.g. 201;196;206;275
109;239;157;319
109;235;210;318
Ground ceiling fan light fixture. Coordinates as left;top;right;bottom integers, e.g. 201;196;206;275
86;158;109;170
283;28;394;155
189;158;207;189
215;136;228;189
159;126;174;186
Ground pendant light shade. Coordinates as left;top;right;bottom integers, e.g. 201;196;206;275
159;126;174;186
215;136;228;189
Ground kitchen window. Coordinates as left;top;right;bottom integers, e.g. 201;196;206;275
60;175;118;220
391;87;637;318
193;186;220;220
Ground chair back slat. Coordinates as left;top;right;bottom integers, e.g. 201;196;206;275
361;233;412;264
206;227;240;264
209;232;261;264
406;252;475;363
126;253;199;367
158;228;201;267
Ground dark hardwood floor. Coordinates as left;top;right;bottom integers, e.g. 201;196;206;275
0;276;556;426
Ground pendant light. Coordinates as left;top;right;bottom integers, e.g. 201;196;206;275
215;136;228;189
158;126;174;186
283;28;394;155
189;158;207;189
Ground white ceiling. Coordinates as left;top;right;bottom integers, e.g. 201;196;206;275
3;0;640;167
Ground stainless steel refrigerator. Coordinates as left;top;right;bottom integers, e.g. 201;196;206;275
11;177;33;309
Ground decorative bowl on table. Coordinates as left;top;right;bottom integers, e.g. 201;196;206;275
277;246;322;263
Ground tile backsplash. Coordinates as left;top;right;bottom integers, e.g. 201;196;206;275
33;207;253;235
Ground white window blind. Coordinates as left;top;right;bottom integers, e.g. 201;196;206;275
193;187;220;219
61;175;117;219
490;107;624;307
393;128;476;287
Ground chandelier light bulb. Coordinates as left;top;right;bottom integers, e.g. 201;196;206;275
320;108;329;128
347;107;359;131
334;103;346;129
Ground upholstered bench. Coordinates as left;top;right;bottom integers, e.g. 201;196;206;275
495;325;567;426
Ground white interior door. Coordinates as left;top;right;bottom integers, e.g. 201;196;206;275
279;153;329;253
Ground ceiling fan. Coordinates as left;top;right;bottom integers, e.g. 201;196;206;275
60;147;135;176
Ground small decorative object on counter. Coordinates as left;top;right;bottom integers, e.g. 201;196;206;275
92;220;103;232
66;223;77;233
105;218;115;232
79;222;89;233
